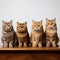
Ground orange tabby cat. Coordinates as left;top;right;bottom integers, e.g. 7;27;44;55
45;18;59;47
30;20;44;47
16;22;29;47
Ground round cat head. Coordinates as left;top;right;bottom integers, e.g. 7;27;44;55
2;20;13;32
32;20;43;32
46;18;57;30
17;22;27;33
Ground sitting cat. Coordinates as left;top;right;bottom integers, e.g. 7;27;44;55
16;22;29;47
30;20;44;47
1;20;17;48
45;18;59;47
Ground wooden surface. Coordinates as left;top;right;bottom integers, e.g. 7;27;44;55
0;47;60;51
0;47;60;60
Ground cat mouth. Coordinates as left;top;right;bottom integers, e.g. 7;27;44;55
20;32;25;33
34;29;42;32
35;30;40;32
4;30;12;32
19;31;26;33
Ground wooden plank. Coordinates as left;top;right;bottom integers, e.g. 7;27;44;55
0;47;60;51
0;47;60;60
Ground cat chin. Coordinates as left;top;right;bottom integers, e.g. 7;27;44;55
17;31;26;33
3;30;12;32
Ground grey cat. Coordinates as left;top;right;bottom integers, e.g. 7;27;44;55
1;20;18;48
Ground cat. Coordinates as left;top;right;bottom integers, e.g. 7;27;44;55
16;22;29;47
45;18;59;47
30;20;44;47
1;20;17;48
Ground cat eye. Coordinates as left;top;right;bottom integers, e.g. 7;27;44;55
51;23;53;24
21;26;24;28
38;25;40;26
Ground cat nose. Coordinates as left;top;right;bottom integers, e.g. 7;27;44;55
38;25;40;26
50;26;53;29
50;23;53;25
21;26;24;28
38;27;40;29
6;27;10;29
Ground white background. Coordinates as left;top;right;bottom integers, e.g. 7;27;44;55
0;0;60;47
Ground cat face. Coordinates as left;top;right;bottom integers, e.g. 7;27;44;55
2;20;13;32
17;22;27;33
32;20;43;32
46;18;57;30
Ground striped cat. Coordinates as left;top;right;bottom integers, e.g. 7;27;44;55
31;20;44;47
1;20;17;48
45;18;59;47
16;22;29;47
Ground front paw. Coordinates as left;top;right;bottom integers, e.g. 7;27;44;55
24;43;27;47
52;41;56;47
19;42;22;47
32;41;37;47
46;41;50;47
3;41;8;48
9;41;13;48
38;42;42;47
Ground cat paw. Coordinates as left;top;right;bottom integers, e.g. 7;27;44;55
3;45;8;48
29;43;32;47
24;43;27;47
52;41;56;47
52;45;56;47
32;44;37;47
38;44;42;47
3;41;8;48
18;43;22;47
46;45;50;47
46;43;50;47
46;41;50;47
9;41;13;48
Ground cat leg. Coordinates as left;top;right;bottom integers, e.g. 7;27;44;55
3;41;8;48
19;41;22;47
46;40;50;47
38;41;42;47
28;42;32;47
24;41;27;47
32;40;37;47
52;41;56;47
9;41;13;48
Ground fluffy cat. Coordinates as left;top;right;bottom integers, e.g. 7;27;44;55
1;20;17;48
45;18;59;47
16;22;29;47
30;20;44;47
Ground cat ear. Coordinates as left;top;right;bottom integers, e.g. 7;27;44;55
32;20;34;23
40;20;42;25
17;22;19;24
53;18;56;23
46;18;49;20
10;20;13;25
32;20;36;23
40;20;42;23
46;18;49;22
10;20;13;24
2;20;5;26
25;21;27;24
53;18;56;21
10;20;13;23
32;20;34;22
2;20;5;24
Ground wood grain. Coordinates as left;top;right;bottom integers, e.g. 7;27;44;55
0;47;60;60
0;47;60;51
